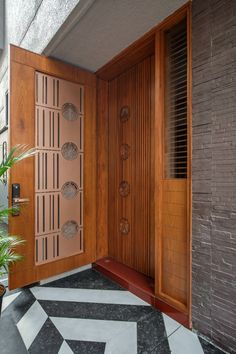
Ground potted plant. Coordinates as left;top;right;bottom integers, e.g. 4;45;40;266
0;145;35;315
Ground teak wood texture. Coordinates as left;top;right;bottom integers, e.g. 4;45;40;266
9;45;97;290
108;56;155;278
154;4;192;319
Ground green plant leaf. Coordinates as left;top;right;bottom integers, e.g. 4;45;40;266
0;145;35;181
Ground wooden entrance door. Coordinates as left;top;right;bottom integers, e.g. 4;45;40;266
8;45;96;290
108;56;155;278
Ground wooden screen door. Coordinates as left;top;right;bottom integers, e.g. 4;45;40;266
8;45;96;290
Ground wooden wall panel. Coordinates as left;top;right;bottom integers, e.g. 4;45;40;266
108;56;155;278
161;179;187;307
96;79;109;259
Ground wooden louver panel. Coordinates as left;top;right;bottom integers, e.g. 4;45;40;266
164;20;187;179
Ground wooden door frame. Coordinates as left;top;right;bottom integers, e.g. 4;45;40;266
96;2;192;326
8;45;97;289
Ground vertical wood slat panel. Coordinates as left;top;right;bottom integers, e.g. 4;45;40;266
108;56;155;278
108;78;118;261
96;79;109;259
117;68;133;268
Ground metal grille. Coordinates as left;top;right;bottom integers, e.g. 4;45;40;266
35;72;84;265
164;19;187;179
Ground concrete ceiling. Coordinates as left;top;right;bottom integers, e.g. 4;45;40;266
45;0;187;72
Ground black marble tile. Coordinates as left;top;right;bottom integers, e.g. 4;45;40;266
199;337;226;354
39;300;153;322
42;269;125;290
137;311;170;354
150;339;171;354
3;288;36;324
0;312;28;354
28;318;63;354
67;339;106;354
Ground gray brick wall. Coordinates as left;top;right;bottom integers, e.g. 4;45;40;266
192;0;236;352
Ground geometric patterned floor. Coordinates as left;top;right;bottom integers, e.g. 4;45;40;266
0;267;225;354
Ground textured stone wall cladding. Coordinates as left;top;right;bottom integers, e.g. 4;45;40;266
192;0;236;352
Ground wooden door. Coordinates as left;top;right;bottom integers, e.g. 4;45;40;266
8;45;96;290
155;12;191;316
108;56;155;278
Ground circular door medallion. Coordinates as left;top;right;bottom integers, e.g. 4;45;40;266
120;106;130;123
120;218;130;235
61;142;78;160
119;181;130;197
61;181;79;199
62;220;79;239
120;144;130;160
62;103;79;121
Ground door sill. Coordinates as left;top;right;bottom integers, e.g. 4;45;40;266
94;257;189;328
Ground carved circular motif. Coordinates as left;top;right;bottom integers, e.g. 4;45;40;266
120;106;130;123
120;144;130;160
119;181;130;197
62;220;79;239
62;103;79;121
61;181;79;199
119;218;130;235
61;142;78;160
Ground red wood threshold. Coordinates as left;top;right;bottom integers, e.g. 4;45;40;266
94;257;189;328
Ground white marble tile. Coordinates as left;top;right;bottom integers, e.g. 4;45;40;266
58;340;74;354
162;313;181;337
105;326;137;354
168;326;204;354
31;286;149;306
17;301;48;350
51;317;137;354
2;291;21;312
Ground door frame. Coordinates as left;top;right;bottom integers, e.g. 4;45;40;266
8;45;97;289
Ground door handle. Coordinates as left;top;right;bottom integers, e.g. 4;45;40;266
12;183;30;216
13;198;30;204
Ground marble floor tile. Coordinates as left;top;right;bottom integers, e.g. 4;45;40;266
51;317;137;354
168;325;204;354
28;318;63;354
137;310;170;353
66;339;106;354
39;300;153;322
199;337;226;354
1;267;226;354
58;340;74;354
162;313;181;337
17;301;48;350
42;268;125;290
2;291;21;312
31;286;149;306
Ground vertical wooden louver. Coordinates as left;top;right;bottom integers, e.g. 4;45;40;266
164;20;187;179
156;17;190;313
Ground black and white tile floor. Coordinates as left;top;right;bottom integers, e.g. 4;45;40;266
0;267;225;354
